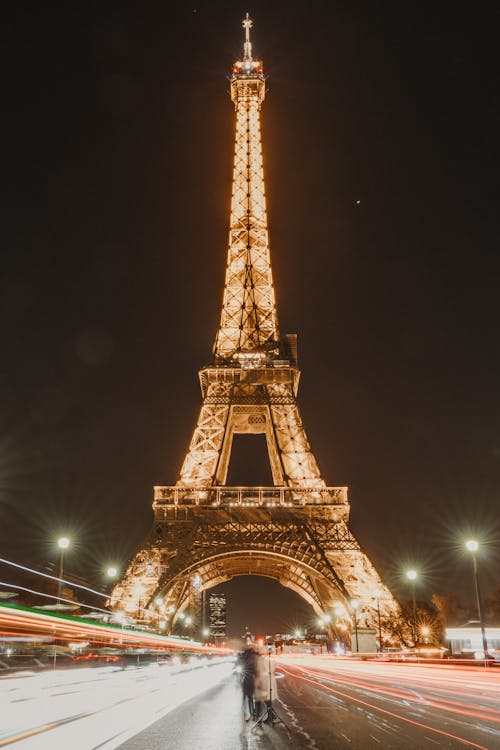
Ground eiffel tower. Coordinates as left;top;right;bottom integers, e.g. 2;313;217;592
111;15;400;641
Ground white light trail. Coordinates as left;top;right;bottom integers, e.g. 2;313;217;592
0;659;234;749
0;582;110;615
0;557;110;600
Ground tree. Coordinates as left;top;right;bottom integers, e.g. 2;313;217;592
432;593;473;628
485;586;500;625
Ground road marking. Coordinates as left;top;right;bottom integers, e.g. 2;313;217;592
0;710;101;748
274;697;317;749
279;665;491;750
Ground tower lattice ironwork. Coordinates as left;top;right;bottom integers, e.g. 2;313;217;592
110;15;400;643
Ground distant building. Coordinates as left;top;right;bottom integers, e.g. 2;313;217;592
446;621;500;659
209;593;226;639
242;628;253;645
350;627;378;654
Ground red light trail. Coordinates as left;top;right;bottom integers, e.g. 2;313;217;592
277;655;500;750
0;604;231;655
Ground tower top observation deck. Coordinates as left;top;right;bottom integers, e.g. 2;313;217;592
231;13;265;105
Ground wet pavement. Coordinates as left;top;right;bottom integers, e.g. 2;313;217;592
119;673;299;750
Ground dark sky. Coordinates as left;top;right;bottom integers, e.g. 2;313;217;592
2;1;499;637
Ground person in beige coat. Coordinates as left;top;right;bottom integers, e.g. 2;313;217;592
253;648;278;720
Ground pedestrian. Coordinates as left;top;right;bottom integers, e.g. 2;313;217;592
238;646;257;721
253;646;278;724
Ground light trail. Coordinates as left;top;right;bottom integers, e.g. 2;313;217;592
296;664;500;723
279;665;490;749
277;656;500;750
0;659;235;749
0;604;232;655
0;582;110;615
0;557;110;600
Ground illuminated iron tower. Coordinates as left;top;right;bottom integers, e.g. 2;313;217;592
111;15;400;643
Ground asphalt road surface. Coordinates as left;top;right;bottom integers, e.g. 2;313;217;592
1;655;499;749
274;655;500;749
119;655;500;750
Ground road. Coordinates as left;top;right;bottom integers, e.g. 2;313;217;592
0;655;498;749
274;655;500;749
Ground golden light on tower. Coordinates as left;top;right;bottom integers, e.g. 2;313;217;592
109;15;401;643
215;13;277;361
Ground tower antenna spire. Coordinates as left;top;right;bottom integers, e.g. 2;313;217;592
242;12;253;61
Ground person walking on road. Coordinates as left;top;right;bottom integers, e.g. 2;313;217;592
238;646;257;721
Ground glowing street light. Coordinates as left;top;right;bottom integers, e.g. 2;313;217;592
106;566;118;579
56;537;70;602
294;629;302;639
465;540;488;661
406;569;418;643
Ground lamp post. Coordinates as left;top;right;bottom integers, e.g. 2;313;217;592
406;569;417;644
351;600;359;653
56;537;70;603
374;588;383;652
315;612;330;652
466;540;488;661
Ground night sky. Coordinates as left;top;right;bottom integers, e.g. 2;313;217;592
2;1;499;637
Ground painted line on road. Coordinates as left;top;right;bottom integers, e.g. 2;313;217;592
296;665;500;724
279;665;490;750
0;707;112;748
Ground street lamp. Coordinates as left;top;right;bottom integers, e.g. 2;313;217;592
406;569;418;644
106;566;118;579
57;537;70;602
465;540;488;661
373;588;383;652
351;600;359;653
